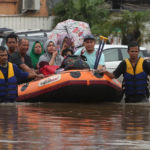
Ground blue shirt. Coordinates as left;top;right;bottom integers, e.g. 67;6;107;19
0;63;29;82
75;48;105;69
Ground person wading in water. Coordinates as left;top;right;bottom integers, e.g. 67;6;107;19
0;46;44;103
100;41;150;103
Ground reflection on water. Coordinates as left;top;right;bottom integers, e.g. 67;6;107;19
0;103;150;149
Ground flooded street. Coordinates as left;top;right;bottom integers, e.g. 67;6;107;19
0;102;150;149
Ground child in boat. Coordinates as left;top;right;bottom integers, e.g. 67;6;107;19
55;49;74;74
62;48;74;58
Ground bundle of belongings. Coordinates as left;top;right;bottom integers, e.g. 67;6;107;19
40;55;90;75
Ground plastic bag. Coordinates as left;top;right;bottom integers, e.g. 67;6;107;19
40;65;59;75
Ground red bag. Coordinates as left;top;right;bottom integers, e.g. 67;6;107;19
39;65;59;75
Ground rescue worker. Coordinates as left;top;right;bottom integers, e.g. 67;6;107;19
0;46;44;103
100;41;150;103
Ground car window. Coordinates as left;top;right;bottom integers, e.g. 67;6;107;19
3;37;47;54
27;41;35;54
0;37;3;45
27;33;45;37
18;34;26;37
4;44;8;50
121;48;144;60
120;48;129;59
3;40;37;53
103;48;119;61
142;49;150;57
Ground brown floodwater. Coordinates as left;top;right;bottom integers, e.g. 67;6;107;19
0;102;150;150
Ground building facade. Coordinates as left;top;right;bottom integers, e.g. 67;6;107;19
0;0;55;31
106;0;150;11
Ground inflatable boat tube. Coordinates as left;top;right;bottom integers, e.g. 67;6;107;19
17;70;123;103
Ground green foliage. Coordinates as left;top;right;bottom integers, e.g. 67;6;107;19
96;10;150;45
52;0;109;29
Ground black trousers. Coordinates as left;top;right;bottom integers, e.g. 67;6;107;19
125;93;149;103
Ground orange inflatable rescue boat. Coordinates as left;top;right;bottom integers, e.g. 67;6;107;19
17;70;123;102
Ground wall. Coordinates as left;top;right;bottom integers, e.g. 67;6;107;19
23;0;49;17
0;0;18;14
0;16;55;31
0;0;49;16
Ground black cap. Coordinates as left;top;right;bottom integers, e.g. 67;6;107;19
84;34;95;42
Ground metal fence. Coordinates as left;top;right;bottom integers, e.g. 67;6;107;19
0;16;55;31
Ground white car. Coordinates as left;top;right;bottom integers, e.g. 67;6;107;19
95;44;150;71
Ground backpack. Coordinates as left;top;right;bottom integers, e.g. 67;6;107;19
60;55;90;71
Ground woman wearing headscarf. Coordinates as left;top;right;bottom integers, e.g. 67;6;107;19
56;33;75;55
30;41;44;70
38;40;64;69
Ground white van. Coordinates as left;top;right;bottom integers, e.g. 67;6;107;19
94;44;150;71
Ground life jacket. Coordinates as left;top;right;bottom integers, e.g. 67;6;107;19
123;57;148;95
0;62;17;101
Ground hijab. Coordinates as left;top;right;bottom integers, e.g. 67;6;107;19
56;33;69;50
38;40;64;66
29;41;44;69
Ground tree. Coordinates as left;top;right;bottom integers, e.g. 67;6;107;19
52;0;109;29
96;10;150;45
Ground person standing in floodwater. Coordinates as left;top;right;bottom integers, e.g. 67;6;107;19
100;41;150;103
0;46;44;103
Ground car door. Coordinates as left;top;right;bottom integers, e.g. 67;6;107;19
103;48;120;71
